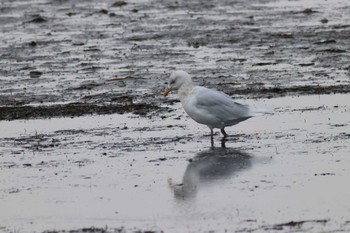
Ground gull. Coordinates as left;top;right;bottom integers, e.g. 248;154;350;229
163;70;270;139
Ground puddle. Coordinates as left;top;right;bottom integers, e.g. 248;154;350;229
1;93;350;232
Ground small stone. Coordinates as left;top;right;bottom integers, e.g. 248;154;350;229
302;8;316;14
320;18;328;24
99;9;109;14
28;15;47;23
29;71;43;78
29;41;37;47
112;0;127;7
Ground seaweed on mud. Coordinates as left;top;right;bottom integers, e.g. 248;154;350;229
43;227;109;233
223;84;350;98
0;102;166;121
264;219;328;231
43;227;161;233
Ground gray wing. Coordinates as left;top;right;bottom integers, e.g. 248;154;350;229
193;86;252;122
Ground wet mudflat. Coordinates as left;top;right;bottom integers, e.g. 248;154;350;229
1;0;350;232
1;94;350;233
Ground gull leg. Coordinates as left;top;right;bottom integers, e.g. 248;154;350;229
221;137;226;148
221;128;229;138
210;129;215;147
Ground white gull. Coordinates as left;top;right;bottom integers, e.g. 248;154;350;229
163;70;270;138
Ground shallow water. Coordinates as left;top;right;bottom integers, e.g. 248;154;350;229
1;93;349;232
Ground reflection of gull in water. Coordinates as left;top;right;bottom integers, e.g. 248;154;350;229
168;147;252;200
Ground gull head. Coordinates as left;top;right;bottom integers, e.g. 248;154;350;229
163;70;192;96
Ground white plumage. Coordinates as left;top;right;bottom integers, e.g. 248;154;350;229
163;70;269;138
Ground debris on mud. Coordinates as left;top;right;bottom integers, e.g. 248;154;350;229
43;227;123;233
263;219;328;231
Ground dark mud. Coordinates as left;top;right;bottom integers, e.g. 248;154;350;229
0;102;165;121
1;0;350;120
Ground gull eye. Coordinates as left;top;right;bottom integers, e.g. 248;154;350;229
170;80;175;85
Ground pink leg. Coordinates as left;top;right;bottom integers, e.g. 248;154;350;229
221;128;229;138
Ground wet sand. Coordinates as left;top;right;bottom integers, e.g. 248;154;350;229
1;0;350;232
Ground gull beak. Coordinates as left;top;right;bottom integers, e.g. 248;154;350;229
163;87;172;97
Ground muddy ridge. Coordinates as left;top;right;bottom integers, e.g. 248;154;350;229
1;83;348;120
0;102;166;121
